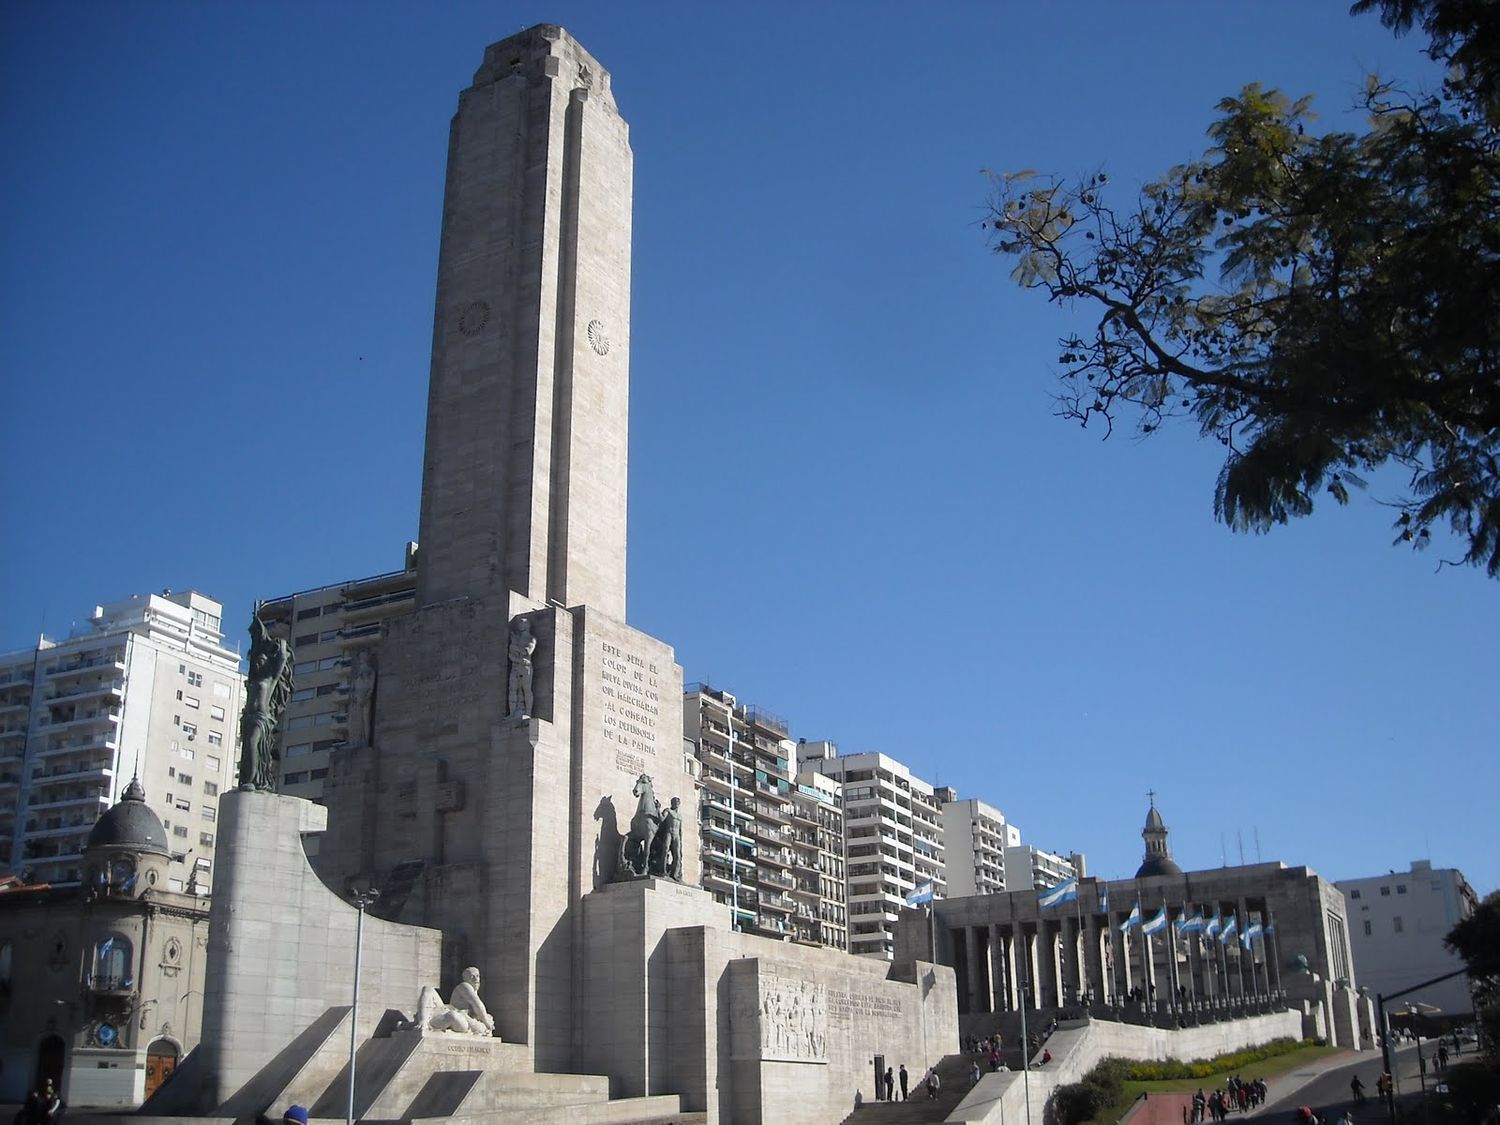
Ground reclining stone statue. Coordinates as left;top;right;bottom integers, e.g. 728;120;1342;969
416;966;496;1037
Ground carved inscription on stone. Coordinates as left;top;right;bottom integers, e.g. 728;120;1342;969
825;990;905;1022
758;975;827;1061
600;639;662;778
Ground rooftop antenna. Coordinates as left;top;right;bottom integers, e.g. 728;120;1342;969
1220;833;1227;868
1254;827;1262;863
1236;830;1245;866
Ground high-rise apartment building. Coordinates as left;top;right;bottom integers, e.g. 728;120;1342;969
258;547;418;805
1337;860;1479;1016
682;685;847;950
0;591;242;891
1003;843;1084;891
802;741;945;960
938;792;1021;897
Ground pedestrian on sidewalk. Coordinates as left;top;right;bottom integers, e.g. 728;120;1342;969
885;1066;894;1102
927;1068;941;1100
1351;1075;1366;1103
900;1063;909;1100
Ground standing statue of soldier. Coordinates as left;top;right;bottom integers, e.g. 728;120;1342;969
506;615;536;720
238;605;293;790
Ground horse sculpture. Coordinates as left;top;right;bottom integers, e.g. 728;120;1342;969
616;772;661;879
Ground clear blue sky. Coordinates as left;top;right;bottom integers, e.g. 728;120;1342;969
3;2;1494;897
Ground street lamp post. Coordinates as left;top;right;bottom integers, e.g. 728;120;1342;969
347;884;381;1125
1018;978;1032;1125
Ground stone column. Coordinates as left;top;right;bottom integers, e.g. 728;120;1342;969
966;925;987;1014
1002;926;1019;1011
1084;913;1105;1005
989;923;1007;1013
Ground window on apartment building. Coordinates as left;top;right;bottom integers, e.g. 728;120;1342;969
181;722;197;738
206;755;222;772
310;768;328;781
175;798;190;811
1380;886;1391;896
204;781;219;796
1397;884;1407;894
1349;889;1361;899
296;607;322;620
168;767;176;779
284;771;308;784
316;683;338;697
295;633;320;648
176;690;183;701
200;832;215;848
1363;920;1372;936
173;715;180;727
187;671;203;687
207;732;222;747
209;705;224;721
174;825;188;838
293;661;318;676
202;807;216;822
291;688;316;702
212;681;230;699
178;773;192;786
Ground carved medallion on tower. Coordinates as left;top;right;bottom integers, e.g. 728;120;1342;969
457;300;491;337
587;319;611;355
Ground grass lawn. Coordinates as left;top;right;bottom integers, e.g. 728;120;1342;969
1091;1044;1342;1124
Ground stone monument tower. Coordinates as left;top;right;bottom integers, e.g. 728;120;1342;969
317;25;696;1071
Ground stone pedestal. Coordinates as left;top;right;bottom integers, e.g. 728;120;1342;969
581;878;725;1098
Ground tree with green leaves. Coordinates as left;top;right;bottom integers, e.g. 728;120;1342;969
1446;889;1500;1061
986;0;1499;575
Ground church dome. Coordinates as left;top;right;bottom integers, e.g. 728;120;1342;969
86;778;170;856
1135;795;1181;878
1135;854;1184;878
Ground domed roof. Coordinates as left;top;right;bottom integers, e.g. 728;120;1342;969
1135;855;1184;878
1144;804;1166;831
86;778;170;856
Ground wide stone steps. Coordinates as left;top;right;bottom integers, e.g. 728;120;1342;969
839;1054;975;1125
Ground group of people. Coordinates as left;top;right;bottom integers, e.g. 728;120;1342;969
967;1033;1012;1074
1190;1076;1268;1121
11;1081;63;1124
873;1062;942;1102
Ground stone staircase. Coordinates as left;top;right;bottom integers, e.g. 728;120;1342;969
129;1004;701;1124
839;1054;975;1125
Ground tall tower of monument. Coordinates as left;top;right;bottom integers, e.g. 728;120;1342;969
417;26;631;616
318;25;695;1072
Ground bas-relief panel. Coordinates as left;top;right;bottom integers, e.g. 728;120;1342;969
739;967;909;1064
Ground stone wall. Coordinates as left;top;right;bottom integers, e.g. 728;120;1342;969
196;791;442;1111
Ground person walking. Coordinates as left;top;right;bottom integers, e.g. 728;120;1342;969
1350;1075;1366;1104
927;1067;941;1100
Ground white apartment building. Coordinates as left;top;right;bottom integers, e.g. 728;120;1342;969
1336;860;1479;1016
0;591;243;891
939;793;1021;897
1003;843;1085;891
259;546;418;807
801;741;945;960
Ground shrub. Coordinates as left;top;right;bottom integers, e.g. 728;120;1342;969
1118;1038;1310;1082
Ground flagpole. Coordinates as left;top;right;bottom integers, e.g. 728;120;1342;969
1074;884;1084;1007
1184;900;1198;1022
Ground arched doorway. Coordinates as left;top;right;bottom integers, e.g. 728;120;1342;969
33;1034;65;1098
145;1039;180;1099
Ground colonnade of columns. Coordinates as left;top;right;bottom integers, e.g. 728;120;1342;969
946;895;1285;1020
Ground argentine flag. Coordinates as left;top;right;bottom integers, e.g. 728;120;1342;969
1142;905;1169;936
1039;877;1079;909
1100;886;1109;913
1119;901;1142;933
1205;913;1222;938
906;879;935;906
1178;912;1206;934
1219;914;1239;944
1241;921;1263;949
